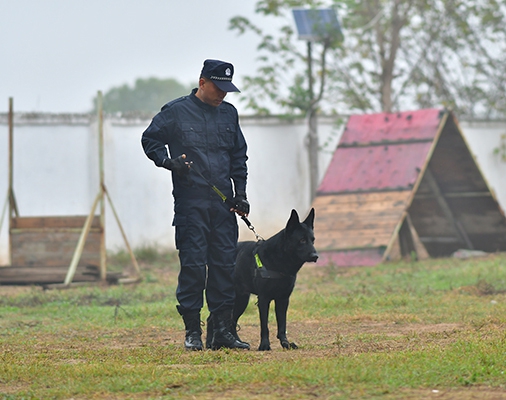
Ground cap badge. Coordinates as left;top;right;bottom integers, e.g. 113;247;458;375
225;68;231;77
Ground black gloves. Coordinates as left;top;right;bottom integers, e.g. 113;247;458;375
162;155;190;176
233;190;250;215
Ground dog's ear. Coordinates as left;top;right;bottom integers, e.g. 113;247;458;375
302;208;315;229
286;209;300;232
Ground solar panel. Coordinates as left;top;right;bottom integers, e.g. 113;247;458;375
292;8;342;42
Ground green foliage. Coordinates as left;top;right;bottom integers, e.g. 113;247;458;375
493;133;506;162
92;77;194;114
231;0;506;118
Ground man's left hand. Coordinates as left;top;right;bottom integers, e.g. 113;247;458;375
231;190;250;216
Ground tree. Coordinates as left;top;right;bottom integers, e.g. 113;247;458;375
230;1;343;199
332;0;506;118
230;0;506;118
230;0;506;200
92;77;193;114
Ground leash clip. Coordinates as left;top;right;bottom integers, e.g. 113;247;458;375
242;216;264;241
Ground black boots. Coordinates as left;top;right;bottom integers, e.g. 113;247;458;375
209;309;250;350
182;309;249;350
181;312;203;351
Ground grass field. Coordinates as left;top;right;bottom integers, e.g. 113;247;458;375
1;249;506;399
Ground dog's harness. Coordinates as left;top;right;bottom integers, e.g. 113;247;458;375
253;243;289;279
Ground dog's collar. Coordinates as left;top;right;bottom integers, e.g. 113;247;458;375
254;251;287;279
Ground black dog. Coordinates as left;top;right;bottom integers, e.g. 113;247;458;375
207;208;318;350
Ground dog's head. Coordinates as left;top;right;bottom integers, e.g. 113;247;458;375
284;208;318;263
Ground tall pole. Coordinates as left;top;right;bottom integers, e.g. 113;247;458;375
8;98;13;265
307;41;319;202
97;91;106;281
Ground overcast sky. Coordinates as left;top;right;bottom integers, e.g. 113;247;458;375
0;0;282;114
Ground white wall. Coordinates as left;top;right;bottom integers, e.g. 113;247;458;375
0;113;343;264
0;121;8;265
1;113;505;265
459;120;506;211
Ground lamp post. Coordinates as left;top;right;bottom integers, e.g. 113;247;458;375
292;8;342;201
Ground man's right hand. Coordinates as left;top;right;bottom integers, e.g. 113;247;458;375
162;154;190;176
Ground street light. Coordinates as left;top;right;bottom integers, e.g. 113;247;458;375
292;8;343;201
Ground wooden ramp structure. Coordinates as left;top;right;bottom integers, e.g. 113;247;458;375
313;108;506;266
0;95;140;286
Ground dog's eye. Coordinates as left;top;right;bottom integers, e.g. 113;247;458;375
300;238;307;244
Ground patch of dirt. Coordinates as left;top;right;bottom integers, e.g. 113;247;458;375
21;320;465;356
153;387;506;400
0;284;44;296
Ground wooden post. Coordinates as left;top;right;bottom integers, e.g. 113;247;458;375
8;98;14;265
405;213;429;259
97;91;107;281
64;193;101;285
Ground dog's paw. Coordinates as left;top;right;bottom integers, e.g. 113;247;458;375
258;340;271;351
281;340;298;350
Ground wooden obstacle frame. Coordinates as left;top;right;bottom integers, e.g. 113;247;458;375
312;108;506;267
0;94;140;286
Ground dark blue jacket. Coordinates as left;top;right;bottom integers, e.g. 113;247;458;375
142;89;248;200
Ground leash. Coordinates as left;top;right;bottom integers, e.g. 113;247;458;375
187;161;264;241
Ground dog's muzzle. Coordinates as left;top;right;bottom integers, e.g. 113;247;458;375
307;252;319;263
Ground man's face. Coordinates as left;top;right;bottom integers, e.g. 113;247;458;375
198;78;227;107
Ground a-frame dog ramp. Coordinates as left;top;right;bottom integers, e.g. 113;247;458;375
313;108;506;267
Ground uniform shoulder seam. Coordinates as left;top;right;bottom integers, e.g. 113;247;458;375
162;95;189;111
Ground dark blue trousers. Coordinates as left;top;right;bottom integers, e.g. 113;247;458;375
173;198;238;315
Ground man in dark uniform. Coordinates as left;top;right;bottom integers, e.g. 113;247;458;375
141;59;250;351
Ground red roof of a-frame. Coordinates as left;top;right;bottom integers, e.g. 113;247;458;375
318;108;443;195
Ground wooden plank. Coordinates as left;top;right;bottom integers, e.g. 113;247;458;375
415;191;492;199
314;196;407;229
9;215;102;269
317;228;395;240
315;217;401;232
314;191;411;206
313;191;409;251
315;202;407;214
316;208;405;218
11;216;101;229
318;237;392;251
0;265;99;284
420;237;459;243
316;232;393;250
10;230;100;267
457;213;506;235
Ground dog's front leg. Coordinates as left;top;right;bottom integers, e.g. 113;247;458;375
257;297;271;351
275;298;297;349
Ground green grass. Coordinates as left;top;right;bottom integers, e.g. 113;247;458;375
1;250;506;399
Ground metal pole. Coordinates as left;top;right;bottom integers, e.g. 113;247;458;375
307;42;319;202
97;91;107;281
